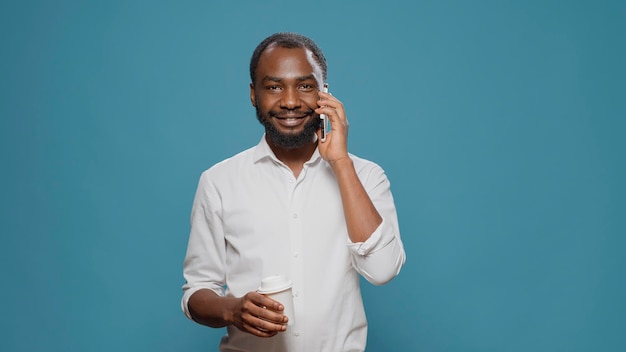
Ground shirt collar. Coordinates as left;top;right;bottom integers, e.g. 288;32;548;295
253;134;322;165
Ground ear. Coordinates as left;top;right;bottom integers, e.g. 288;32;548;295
250;82;256;107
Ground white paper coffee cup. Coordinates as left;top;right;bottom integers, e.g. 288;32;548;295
258;275;295;325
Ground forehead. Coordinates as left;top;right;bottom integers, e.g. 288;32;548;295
256;45;322;81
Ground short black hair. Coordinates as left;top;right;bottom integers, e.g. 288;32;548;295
249;32;327;85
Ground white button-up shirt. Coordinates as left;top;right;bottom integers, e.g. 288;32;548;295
182;136;405;352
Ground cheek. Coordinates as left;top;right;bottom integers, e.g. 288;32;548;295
256;94;278;109
301;94;319;108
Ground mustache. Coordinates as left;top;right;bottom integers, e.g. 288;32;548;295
269;109;316;118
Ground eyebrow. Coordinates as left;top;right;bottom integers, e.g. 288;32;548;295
261;74;317;83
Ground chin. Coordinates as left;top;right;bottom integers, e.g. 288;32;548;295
266;121;319;149
257;108;320;149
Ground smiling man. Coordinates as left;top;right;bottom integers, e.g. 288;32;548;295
181;32;406;352
253;45;322;151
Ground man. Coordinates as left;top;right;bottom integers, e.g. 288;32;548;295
182;32;405;352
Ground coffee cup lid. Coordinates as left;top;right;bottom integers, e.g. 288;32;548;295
257;275;292;294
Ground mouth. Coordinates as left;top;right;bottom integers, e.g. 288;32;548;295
270;111;314;128
275;116;306;127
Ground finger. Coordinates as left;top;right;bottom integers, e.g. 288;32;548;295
246;291;280;311
317;94;342;112
248;294;288;325
317;99;346;124
245;315;287;335
254;294;284;313
317;89;333;98
317;91;346;119
316;106;347;135
243;321;280;337
256;305;288;325
317;90;341;106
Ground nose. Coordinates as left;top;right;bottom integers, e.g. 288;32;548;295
280;87;301;110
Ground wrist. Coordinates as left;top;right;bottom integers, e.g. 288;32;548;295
222;296;238;325
328;156;353;172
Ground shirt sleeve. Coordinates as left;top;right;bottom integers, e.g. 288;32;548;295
181;171;226;320
347;163;406;286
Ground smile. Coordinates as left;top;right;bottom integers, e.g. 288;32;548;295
273;112;308;119
275;116;307;127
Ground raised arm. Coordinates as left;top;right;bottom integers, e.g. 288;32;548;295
316;90;405;284
316;89;381;242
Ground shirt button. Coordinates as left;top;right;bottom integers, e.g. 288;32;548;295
292;213;298;219
293;252;299;258
294;331;300;337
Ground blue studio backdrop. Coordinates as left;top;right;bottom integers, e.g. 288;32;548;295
1;1;624;351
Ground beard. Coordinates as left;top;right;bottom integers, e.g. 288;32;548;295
256;106;320;149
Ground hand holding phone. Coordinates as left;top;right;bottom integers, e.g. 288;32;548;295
320;84;329;142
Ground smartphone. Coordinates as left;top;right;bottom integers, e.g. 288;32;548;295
320;84;329;142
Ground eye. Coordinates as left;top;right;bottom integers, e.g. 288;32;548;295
298;83;315;92
266;85;282;92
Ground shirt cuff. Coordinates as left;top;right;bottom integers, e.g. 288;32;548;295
181;286;223;321
346;218;386;256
